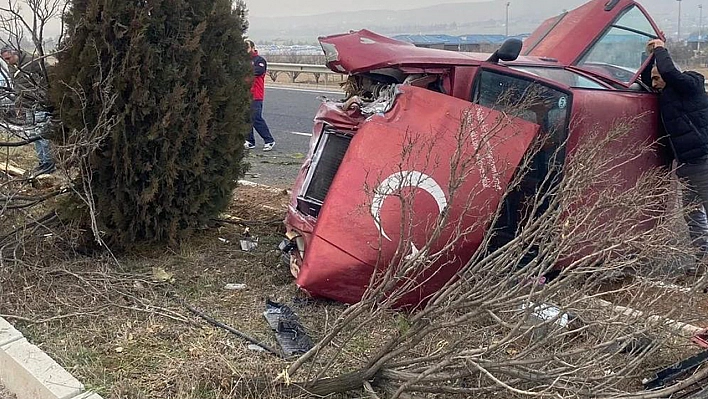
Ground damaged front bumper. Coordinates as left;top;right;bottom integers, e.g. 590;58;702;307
279;231;306;278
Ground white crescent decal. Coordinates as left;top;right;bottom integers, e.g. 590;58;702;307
370;171;448;242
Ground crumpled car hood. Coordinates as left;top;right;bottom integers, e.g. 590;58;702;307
319;29;484;74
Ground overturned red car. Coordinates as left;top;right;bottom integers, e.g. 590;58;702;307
280;0;667;305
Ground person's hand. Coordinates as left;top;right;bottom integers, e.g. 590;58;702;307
647;39;665;54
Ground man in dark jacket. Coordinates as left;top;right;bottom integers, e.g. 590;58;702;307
648;39;708;258
1;44;54;175
244;40;275;152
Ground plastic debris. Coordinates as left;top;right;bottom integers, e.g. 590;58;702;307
263;299;314;357
224;283;247;290
643;349;708;389
247;344;267;352
240;227;259;251
692;328;708;349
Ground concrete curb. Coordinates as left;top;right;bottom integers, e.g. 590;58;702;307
0;317;103;399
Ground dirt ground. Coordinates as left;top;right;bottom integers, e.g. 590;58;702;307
0;180;358;398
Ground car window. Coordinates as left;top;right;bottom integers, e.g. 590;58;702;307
472;70;570;138
511;67;605;89
577;6;659;84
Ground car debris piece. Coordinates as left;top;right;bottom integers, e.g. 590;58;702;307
692;328;708;349
224;283;247;290
603;335;654;356
522;302;577;328
247;344;267;352
263;299;313;357
521;302;581;341
239;227;258;251
643;349;708;390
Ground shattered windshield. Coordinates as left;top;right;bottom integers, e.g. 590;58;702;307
577;6;659;84
511;67;605;89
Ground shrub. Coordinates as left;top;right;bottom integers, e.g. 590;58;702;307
52;0;252;246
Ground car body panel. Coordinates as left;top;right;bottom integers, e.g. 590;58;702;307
295;86;540;304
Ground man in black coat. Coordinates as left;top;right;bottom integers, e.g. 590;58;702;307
648;39;708;260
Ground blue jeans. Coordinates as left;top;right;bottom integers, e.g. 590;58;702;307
34;138;52;167
247;100;274;145
26;109;54;168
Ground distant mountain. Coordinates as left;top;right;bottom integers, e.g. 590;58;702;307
248;0;699;44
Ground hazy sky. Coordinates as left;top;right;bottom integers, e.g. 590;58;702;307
245;0;486;18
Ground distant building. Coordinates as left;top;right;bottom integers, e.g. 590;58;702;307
392;34;530;53
687;33;708;51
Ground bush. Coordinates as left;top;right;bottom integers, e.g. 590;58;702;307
52;0;252;246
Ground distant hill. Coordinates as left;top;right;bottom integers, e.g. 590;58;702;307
248;0;697;43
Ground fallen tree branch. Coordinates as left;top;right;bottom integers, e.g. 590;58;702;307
0;133;46;146
183;301;282;358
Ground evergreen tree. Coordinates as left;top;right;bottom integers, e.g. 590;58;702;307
51;0;251;246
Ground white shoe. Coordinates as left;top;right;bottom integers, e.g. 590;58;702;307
263;142;275;151
244;141;256;150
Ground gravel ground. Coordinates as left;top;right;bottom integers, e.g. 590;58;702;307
0;383;15;399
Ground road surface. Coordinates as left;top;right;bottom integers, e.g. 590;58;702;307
244;85;343;188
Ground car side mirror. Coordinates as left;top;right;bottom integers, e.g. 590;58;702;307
487;38;523;63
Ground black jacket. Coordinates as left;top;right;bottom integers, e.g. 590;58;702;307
654;47;708;163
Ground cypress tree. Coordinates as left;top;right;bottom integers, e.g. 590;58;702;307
52;0;251;246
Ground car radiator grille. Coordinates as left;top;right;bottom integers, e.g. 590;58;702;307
297;131;351;217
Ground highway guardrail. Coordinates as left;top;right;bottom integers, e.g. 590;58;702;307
268;62;339;84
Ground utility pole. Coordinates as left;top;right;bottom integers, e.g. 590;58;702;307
678;0;683;41
505;2;510;37
700;5;704;55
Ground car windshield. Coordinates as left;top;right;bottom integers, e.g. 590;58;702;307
576;6;659;84
511;67;605;89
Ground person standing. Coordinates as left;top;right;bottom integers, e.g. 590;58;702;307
0;44;55;175
244;40;275;152
647;39;708;260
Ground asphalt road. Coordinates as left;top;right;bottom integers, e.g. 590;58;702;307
243;85;343;188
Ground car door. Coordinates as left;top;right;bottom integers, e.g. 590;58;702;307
523;0;663;88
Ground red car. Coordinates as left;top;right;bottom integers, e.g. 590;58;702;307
281;0;667;305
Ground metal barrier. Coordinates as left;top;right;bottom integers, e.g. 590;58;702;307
267;62;339;85
269;63;333;74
